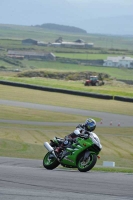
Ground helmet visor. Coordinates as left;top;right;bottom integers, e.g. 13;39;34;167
86;121;95;130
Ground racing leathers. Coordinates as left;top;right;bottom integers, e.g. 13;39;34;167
55;124;90;155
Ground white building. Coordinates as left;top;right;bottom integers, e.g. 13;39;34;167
50;42;94;49
103;56;133;68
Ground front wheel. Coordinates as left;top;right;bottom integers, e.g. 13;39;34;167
43;152;60;170
77;153;97;172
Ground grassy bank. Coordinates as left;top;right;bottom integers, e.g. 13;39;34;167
1;76;133;98
55;53;133;60
1;59;133;81
0;105;93;122
0;85;133;170
0;26;133;172
0;85;133;115
0;124;133;169
0;24;133;50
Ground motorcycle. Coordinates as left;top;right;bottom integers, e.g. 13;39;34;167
43;130;102;172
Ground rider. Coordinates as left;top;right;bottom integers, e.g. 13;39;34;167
55;118;96;154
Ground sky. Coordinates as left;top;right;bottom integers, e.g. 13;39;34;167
0;0;133;35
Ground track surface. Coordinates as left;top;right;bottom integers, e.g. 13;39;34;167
0;100;133;199
0;157;133;200
0;100;133;127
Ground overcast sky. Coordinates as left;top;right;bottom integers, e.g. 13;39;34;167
68;0;133;4
0;0;133;35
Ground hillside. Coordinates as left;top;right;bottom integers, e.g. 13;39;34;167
35;23;87;34
0;24;133;50
0;0;133;35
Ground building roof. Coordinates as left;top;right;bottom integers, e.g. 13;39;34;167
22;38;37;42
74;39;85;43
55;37;63;43
50;43;61;46
105;56;133;62
85;43;94;46
120;56;133;61
61;42;85;46
37;41;47;44
8;50;55;57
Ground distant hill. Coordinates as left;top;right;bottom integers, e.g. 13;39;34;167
34;23;87;34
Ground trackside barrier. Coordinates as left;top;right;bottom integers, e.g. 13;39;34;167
0;80;113;100
114;96;133;103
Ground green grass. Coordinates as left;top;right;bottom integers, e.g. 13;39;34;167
0;139;44;159
0;85;133;170
1;76;133;98
0;26;133;171
0;125;133;168
1;24;133;50
55;53;133;60
0;105;99;122
15;60;133;80
1;59;133;80
0;33;133;101
0;60;16;68
0;85;133;115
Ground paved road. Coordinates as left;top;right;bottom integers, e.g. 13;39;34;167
0;100;133;127
0;157;133;200
0;100;133;199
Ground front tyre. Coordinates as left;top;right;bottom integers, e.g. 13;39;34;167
43;152;60;170
77;153;97;172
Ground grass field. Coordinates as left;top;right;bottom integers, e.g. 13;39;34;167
1;85;133;115
0;24;133;50
0;25;133;171
1;58;133;80
0;124;133;169
0;85;133;171
0;105;95;122
1;76;133;98
55;53;133;60
0;31;133;100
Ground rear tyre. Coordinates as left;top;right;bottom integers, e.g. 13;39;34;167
43;152;60;170
77;153;97;172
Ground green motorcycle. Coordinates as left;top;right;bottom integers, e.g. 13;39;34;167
43;131;102;172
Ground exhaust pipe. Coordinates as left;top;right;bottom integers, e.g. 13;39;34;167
44;142;60;161
44;142;54;152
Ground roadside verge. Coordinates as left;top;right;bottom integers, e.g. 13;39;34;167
0;80;133;102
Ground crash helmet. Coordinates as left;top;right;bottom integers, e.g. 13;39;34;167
84;118;96;132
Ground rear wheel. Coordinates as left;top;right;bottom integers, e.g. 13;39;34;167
77;153;97;172
43;152;60;170
95;82;99;86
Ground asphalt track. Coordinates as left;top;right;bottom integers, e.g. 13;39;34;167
0;100;133;199
0;157;133;200
0;99;133;127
